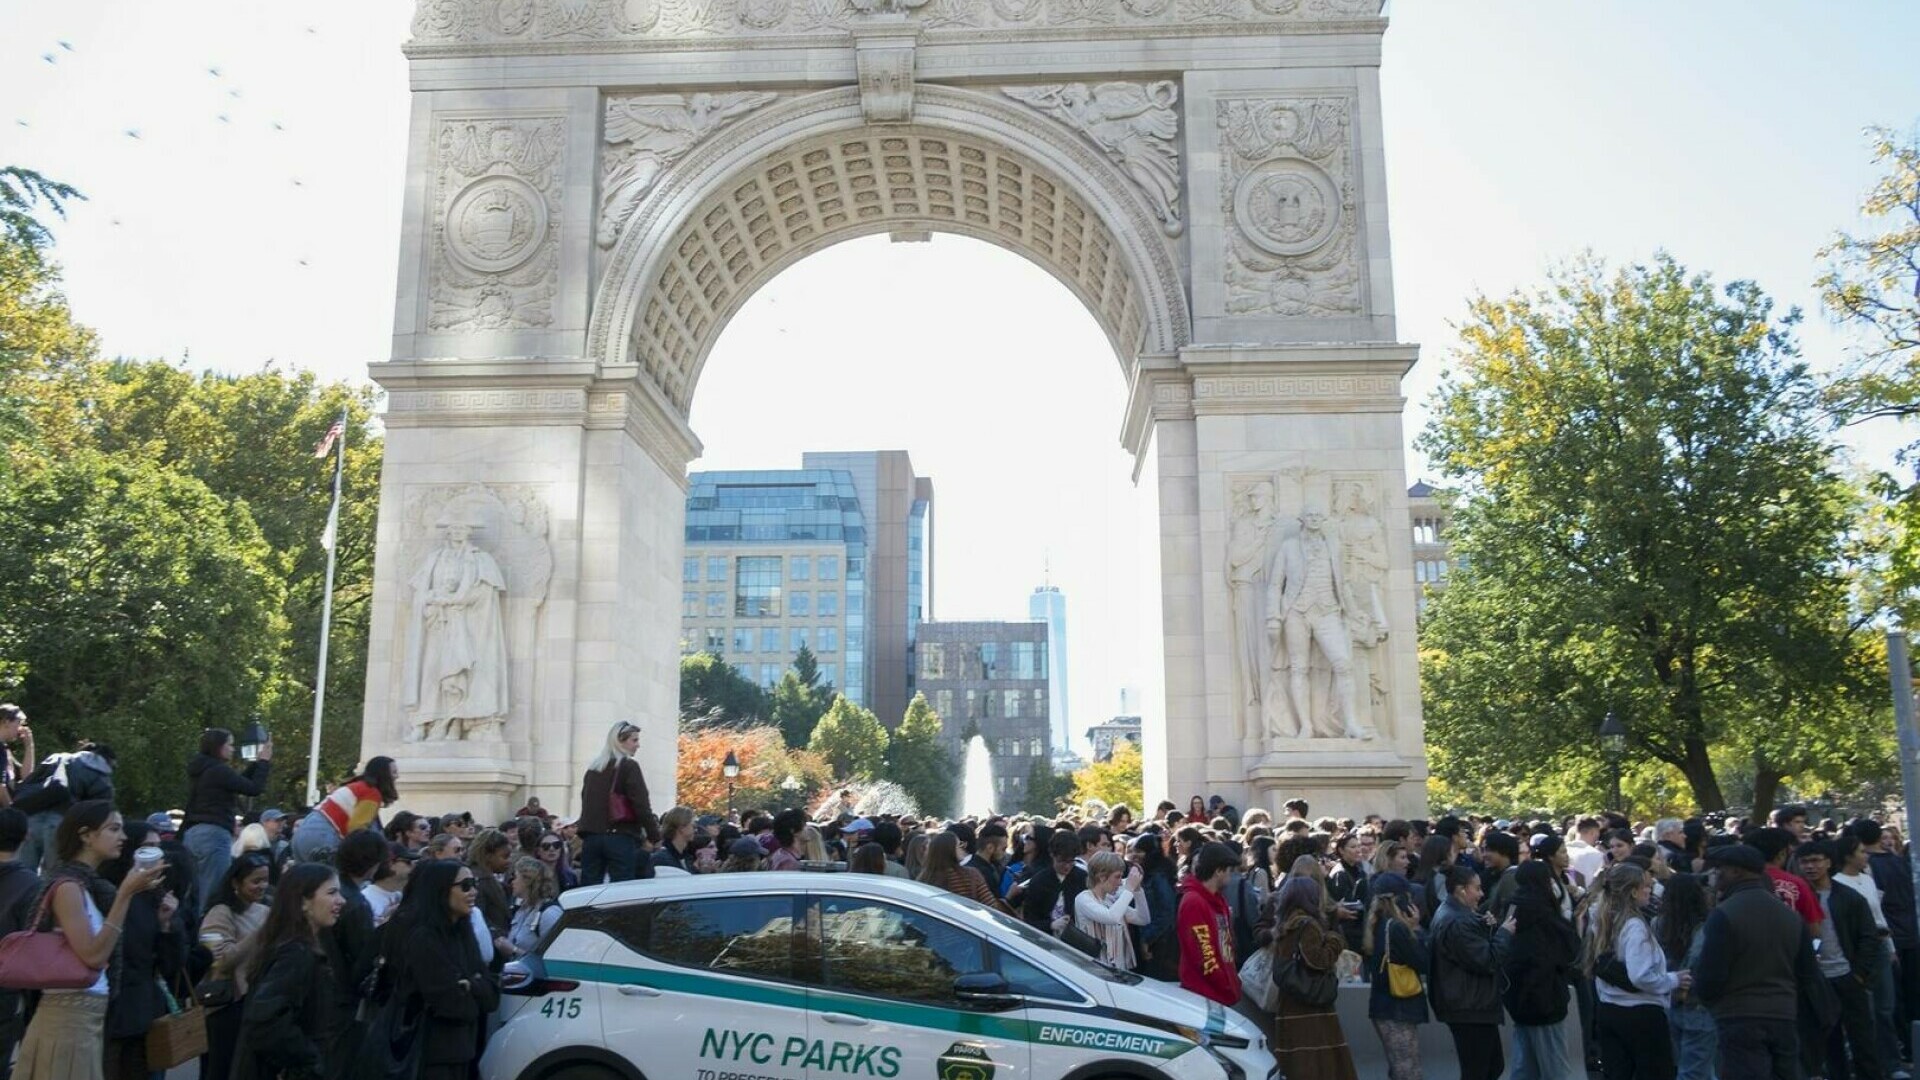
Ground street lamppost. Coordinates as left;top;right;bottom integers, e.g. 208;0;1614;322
1599;711;1628;813
722;751;740;819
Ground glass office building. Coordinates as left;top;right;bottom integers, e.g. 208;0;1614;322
682;468;867;705
916;620;1051;806
681;451;932;720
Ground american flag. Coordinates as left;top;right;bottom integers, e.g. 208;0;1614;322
313;415;346;458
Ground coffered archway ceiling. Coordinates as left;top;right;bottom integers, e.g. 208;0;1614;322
633;126;1147;413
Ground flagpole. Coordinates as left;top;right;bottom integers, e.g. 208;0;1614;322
307;409;347;806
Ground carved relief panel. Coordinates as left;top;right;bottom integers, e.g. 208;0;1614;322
428;115;567;332
396;483;555;742
1215;94;1362;317
1224;466;1393;746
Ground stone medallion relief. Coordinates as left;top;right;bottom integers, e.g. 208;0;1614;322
1001;81;1183;235
1216;95;1362;317
1226;468;1392;744
598;92;780;250
428;117;567;331
411;0;1381;42
398;483;554;741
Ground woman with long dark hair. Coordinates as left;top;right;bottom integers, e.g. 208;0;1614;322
291;756;399;861
1265;876;1358;1080
100;822;189;1080
182;727;273;914
918;832;1011;913
1502;861;1581;1080
1652;874;1716;1080
381;859;500;1080
1411;834;1456;927
198;852;274;1080
1361;874;1428;1080
15;801;168;1080
235;864;344;1080
1129;834;1180;980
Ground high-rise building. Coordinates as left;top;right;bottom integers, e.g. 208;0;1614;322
680;451;931;723
1027;584;1070;758
801;452;932;726
915;620;1050;808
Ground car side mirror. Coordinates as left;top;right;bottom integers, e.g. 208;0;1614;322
952;972;1019;1010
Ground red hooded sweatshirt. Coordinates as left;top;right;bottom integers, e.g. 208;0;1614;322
1176;876;1241;1006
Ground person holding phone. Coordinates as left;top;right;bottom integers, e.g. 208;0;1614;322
1586;864;1689;1080
1430;865;1516;1080
1073;852;1150;969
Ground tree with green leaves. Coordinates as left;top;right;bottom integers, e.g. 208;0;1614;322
0;452;287;812
771;645;834;747
679;651;765;727
808;696;888;781
1419;255;1882;814
0;167;81;257
1021;755;1074;816
1821;127;1920;612
1070;740;1143;811
883;693;954;817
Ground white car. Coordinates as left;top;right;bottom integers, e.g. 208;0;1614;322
481;870;1276;1080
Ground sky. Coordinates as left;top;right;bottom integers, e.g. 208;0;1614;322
3;1;1917;751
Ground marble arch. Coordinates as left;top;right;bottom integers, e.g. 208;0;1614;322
589;85;1195;401
362;0;1430;823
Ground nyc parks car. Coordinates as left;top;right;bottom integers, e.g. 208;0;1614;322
480;870;1277;1080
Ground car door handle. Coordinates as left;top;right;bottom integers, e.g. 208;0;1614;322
820;1012;869;1026
617;984;661;997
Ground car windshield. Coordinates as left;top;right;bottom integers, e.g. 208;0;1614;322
922;890;1142;985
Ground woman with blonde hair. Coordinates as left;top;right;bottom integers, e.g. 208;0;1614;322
577;720;660;884
505;856;562;957
800;824;828;863
1073;851;1150;969
903;832;930;879
1585;863;1687;1080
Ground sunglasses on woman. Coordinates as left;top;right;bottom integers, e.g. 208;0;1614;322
454;879;478;892
540;841;562;850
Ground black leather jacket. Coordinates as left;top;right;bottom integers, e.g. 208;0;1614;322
1429;896;1511;1025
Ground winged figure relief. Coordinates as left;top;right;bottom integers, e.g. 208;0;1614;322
1005;81;1182;234
597;92;778;248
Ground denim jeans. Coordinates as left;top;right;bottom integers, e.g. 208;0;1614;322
1717;1015;1800;1080
579;833;651;886
1511;1021;1580;1080
289;810;342;863
1669;1002;1718;1080
1864;943;1905;1075
184;823;234;912
18;810;60;873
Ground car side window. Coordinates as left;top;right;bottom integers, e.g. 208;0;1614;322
583;896;799;980
814;896;986;1003
993;946;1077;1002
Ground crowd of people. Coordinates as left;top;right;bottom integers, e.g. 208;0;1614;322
0;704;1915;1080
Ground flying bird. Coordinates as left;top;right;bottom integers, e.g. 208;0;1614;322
14;120;28;128
208;66;222;77
217;114;231;124
291;178;304;187
228;88;243;99
124;128;142;139
271;121;285;131
58;41;73;51
41;53;55;64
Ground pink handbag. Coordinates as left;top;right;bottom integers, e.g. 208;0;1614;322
0;879;104;990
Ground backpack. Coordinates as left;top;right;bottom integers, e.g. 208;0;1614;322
1227;872;1260;961
10;756;72;815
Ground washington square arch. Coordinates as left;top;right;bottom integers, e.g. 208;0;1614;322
361;0;1430;824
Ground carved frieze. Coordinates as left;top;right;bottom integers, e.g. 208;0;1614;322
410;0;1381;44
1224;466;1392;745
428;116;567;332
397;482;554;742
1002;81;1182;235
1216;95;1362;317
599;92;779;248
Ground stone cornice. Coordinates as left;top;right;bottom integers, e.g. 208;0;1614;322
1181;341;1416;415
1120;354;1192;477
586;375;704;484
